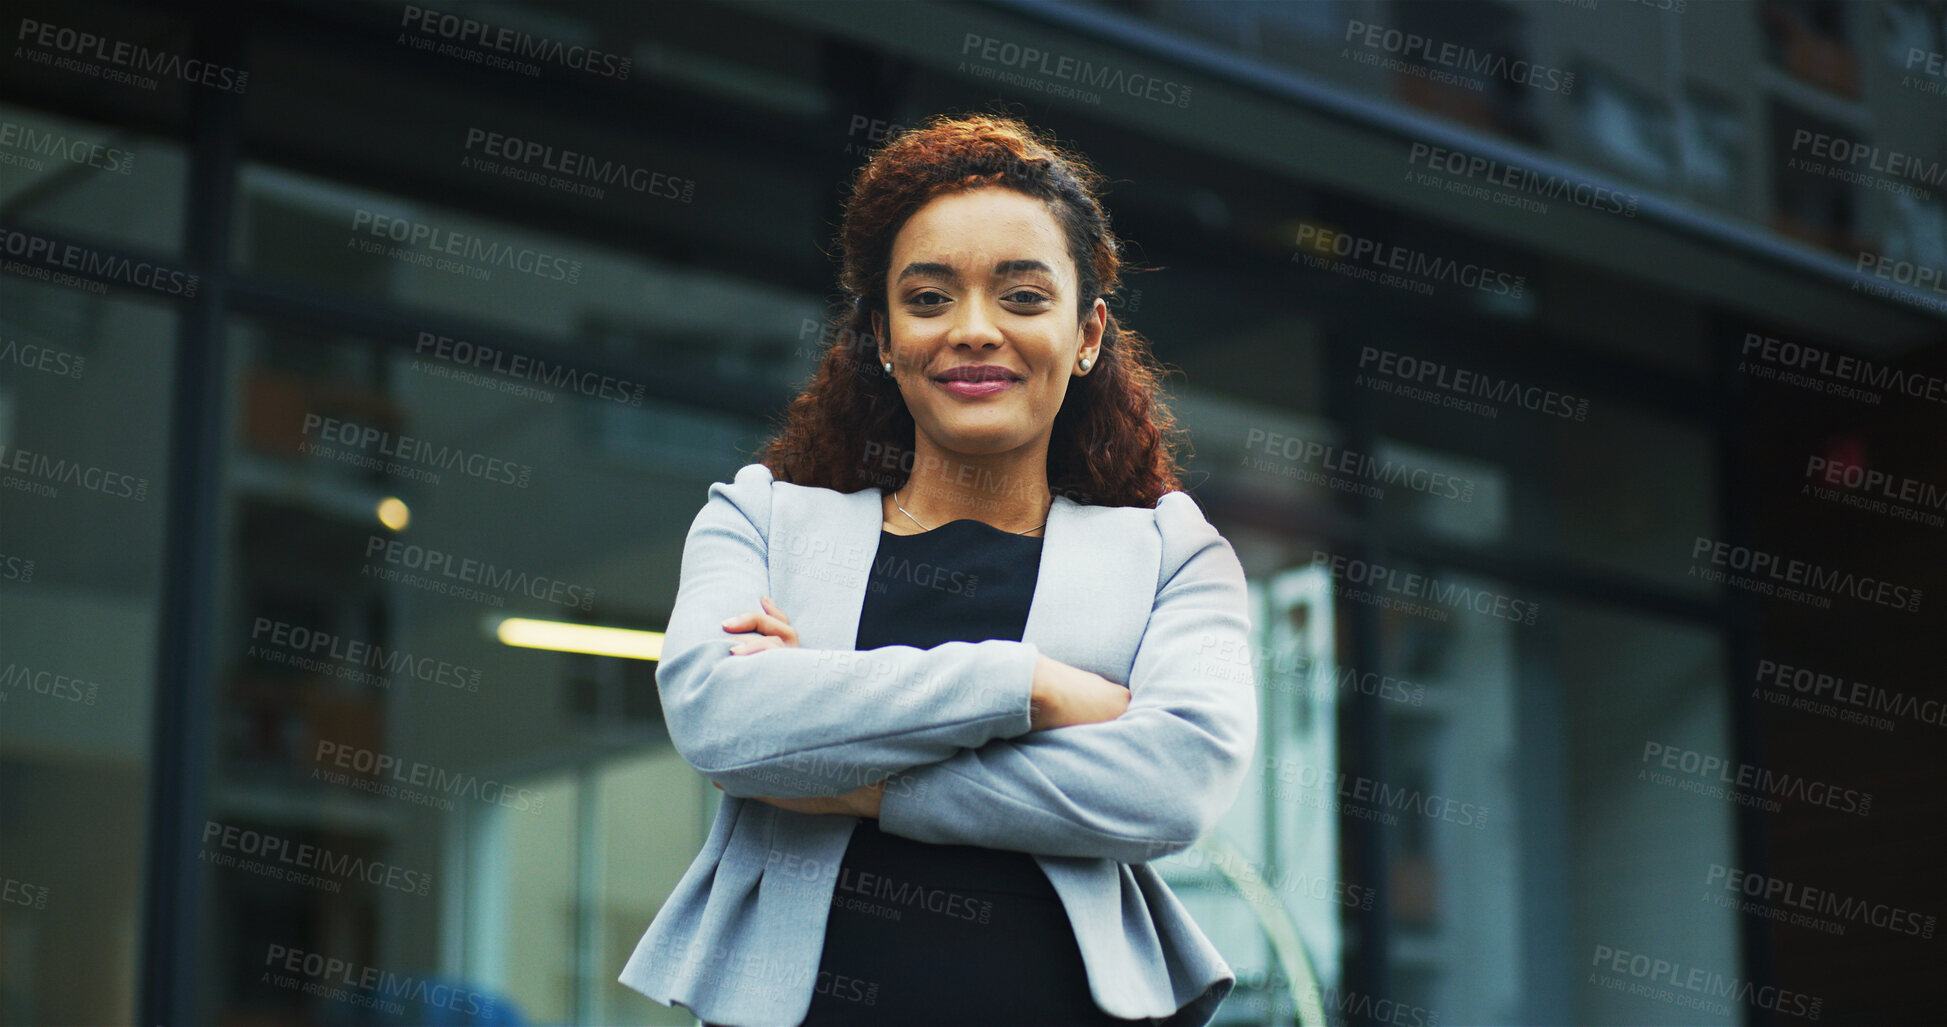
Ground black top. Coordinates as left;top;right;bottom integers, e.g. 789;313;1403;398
840;516;1056;898
792;516;1146;1025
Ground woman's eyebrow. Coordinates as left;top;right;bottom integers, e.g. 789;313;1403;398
896;259;1057;283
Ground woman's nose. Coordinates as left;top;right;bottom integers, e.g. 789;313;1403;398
948;296;1003;346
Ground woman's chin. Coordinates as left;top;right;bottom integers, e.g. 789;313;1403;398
923;426;1027;456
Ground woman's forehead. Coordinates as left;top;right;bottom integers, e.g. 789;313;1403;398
893;189;1069;270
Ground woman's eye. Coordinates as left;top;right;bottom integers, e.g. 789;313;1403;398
906;289;1046;308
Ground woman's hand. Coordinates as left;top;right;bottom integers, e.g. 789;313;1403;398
1030;653;1130;729
723;595;799;654
714;779;885;818
716;595;882;814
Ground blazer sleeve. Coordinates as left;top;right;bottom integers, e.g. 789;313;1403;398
655;463;1041;798
874;492;1260;863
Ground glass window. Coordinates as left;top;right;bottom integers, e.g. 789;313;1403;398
1374;587;1734;1025
1375;564;1528;1025
0;105;187;255
1357;355;1716;596
229;160;827;395
596;750;715;1026
477;769;576;1024
456;749;714;1027
1554;603;1737;1026
0;278;176;1026
201;314;769;1024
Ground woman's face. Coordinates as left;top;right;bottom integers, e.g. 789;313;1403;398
874;186;1106;465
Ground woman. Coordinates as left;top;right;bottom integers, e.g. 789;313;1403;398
619;112;1259;1026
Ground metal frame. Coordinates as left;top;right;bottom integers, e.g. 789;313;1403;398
138;13;242;1026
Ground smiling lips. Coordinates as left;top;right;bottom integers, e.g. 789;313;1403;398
934;365;1022;398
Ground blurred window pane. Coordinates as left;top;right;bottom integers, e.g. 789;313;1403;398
0;277;175;1026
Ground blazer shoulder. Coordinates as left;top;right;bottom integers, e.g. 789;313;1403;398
726;461;774;491
701;461;776;526
1150;489;1220;543
1150;489;1241;588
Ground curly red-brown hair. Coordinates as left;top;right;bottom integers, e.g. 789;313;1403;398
754;111;1189;508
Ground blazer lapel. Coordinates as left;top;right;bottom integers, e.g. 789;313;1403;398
1023;495;1157;686
769;483;1156;687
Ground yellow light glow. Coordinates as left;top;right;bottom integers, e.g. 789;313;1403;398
376;497;411;531
494;617;663;661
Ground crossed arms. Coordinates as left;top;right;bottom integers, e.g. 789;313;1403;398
655;468;1259;863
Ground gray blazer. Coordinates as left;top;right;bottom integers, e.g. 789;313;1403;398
618;461;1260;1026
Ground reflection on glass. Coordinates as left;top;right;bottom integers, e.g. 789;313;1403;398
1380;564;1522;1026
205;314;767;1024
479;770;575;1024
1375;583;1736;1025
1557;603;1735;1027
0;105;186;255
0;281;175;1026
230;162;827;397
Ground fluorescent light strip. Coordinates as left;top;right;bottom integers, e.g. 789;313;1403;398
494;617;663;661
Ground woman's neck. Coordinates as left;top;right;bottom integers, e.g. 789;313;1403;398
884;460;1052;535
887;440;1059;533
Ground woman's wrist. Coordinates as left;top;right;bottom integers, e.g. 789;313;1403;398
846;779;887;818
1029;652;1128;730
1029;653;1059;730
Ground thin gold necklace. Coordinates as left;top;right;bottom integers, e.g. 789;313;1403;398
894;484;1047;535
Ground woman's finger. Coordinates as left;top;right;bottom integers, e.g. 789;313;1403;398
725;596;792;625
723;609;796;641
727;623;794;654
748;613;800;645
728;619;778;650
